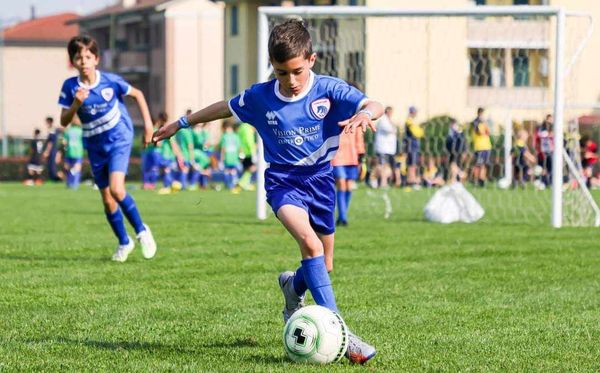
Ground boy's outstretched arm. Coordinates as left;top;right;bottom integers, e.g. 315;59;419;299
338;100;384;134
127;87;154;147
153;100;232;143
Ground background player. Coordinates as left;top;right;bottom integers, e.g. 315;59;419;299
58;35;156;262
62;123;84;189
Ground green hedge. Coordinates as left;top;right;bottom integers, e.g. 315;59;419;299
0;157;142;182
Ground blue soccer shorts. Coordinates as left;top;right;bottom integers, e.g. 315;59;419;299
265;163;336;235
87;141;132;189
333;165;358;181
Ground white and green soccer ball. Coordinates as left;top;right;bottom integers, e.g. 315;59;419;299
283;305;348;364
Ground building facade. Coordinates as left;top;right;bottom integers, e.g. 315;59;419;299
1;13;79;138
74;0;224;125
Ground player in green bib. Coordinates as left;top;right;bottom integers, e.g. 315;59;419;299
190;125;212;189
219;121;241;190
236;122;257;191
174;126;194;190
156;113;183;194
62;123;84;189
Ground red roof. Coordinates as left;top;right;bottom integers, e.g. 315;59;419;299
74;0;170;23
2;13;79;43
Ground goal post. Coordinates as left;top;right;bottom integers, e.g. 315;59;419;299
255;5;597;227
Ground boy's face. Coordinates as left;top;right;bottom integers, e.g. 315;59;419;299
272;53;316;97
71;47;99;77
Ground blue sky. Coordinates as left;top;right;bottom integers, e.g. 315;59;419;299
0;0;118;26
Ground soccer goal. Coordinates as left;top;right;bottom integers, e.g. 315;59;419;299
255;5;599;228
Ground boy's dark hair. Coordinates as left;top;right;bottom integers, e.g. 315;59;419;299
268;19;313;63
477;107;485;115
45;116;54;123
158;112;168;122
67;35;100;62
34;128;41;136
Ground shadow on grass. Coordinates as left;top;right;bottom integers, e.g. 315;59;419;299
0;254;107;263
25;336;282;362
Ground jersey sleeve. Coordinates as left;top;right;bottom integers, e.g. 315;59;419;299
112;74;132;96
228;85;258;124
58;80;74;109
331;81;368;117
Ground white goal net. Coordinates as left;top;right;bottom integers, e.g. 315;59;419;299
256;6;600;227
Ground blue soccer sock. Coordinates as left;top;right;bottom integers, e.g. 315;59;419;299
117;193;145;234
224;173;232;189
336;190;347;223
66;171;73;188
163;169;173;187
301;255;338;312
72;170;81;189
189;169;200;186
199;174;208;188
293;266;308;296
345;190;352;212
105;208;129;245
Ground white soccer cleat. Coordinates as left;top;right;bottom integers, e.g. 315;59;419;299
137;224;157;259
345;332;376;365
278;271;305;323
111;236;135;262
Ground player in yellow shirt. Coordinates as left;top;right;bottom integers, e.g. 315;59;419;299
403;106;424;188
471;107;492;187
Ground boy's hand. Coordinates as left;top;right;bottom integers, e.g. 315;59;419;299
338;112;376;134
152;122;179;144
142;125;154;148
74;87;89;105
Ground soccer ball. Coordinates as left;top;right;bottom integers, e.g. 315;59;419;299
283;305;348;364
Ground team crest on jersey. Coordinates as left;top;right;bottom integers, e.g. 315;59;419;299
101;88;114;102
310;98;331;119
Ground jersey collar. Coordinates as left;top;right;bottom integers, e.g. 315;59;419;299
274;70;315;103
77;70;102;90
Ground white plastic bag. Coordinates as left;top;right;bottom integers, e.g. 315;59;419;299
423;183;484;224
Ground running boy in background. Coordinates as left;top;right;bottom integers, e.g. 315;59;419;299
24;129;45;186
219;120;241;191
236;122;257;192
331;129;362;226
58;35;156;262
153;19;383;364
471;107;492;187
62;123;84;189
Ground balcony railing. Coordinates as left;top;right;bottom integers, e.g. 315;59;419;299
467;17;550;49
117;50;149;73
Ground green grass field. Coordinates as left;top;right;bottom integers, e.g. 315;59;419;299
1;182;599;372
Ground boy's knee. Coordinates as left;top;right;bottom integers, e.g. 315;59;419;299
109;186;126;201
102;198;118;213
300;235;323;257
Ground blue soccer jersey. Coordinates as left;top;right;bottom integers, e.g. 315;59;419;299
58;71;134;149
228;71;367;166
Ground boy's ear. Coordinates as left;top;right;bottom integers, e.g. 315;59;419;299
308;53;317;68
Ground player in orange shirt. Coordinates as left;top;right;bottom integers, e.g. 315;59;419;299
332;130;364;226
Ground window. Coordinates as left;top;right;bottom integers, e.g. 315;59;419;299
512;49;529;87
511;49;549;87
475;0;486;5
230;65;239;96
231;6;238;36
469;48;506;87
